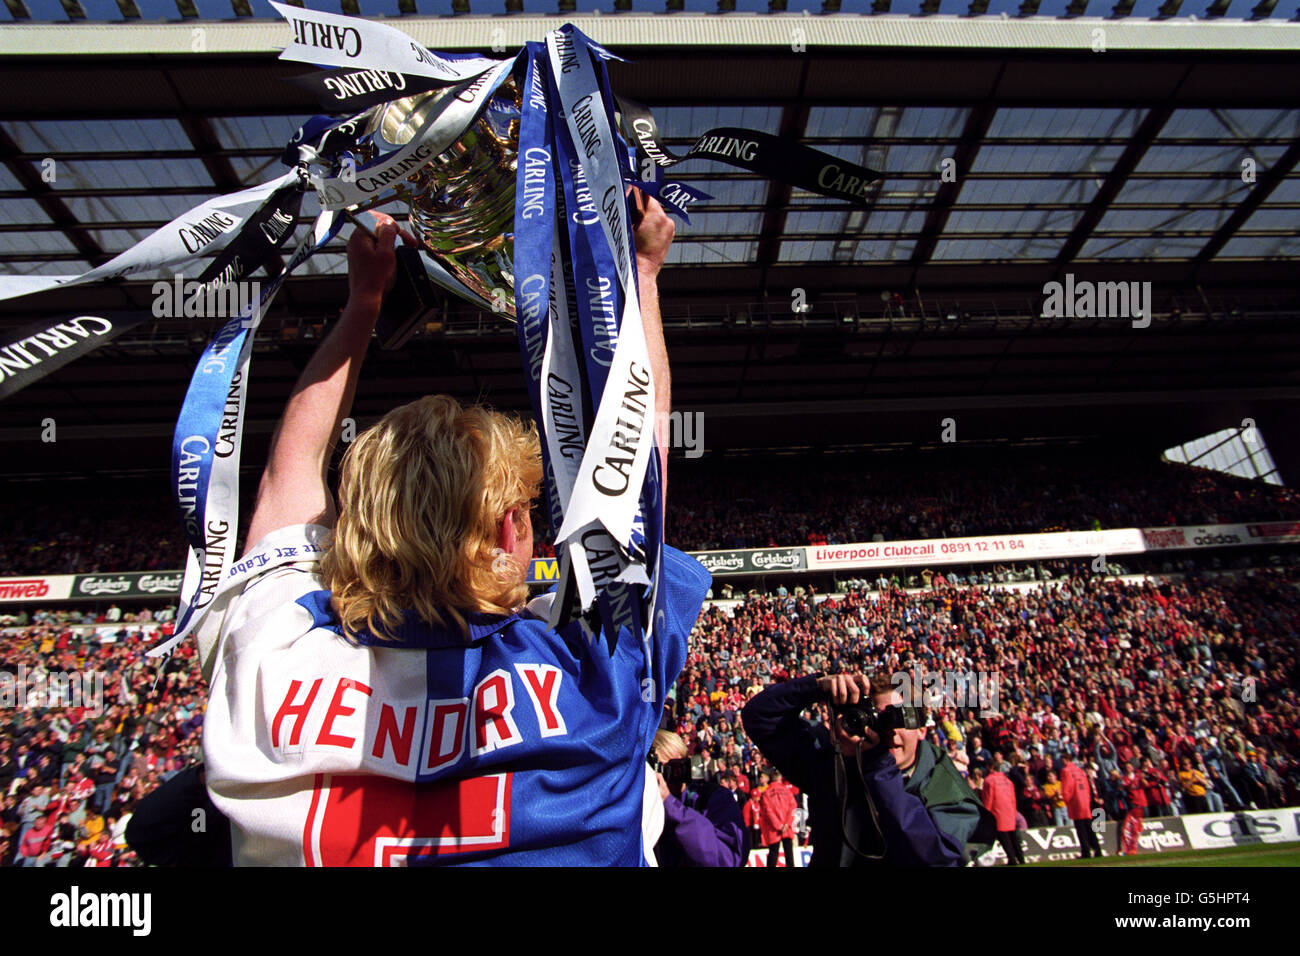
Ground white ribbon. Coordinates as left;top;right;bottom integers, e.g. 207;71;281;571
151;209;341;659
540;220;585;512
0;169;302;304
271;1;501;84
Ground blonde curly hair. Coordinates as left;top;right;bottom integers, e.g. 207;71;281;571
319;395;542;642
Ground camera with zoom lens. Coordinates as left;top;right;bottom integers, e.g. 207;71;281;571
647;750;693;790
832;698;926;739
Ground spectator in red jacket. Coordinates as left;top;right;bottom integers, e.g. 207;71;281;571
1021;775;1047;827
1060;759;1101;858
1119;763;1148;855
83;830;116;867
757;768;799;867
16;814;54;867
1142;758;1171;818
981;768;1022;865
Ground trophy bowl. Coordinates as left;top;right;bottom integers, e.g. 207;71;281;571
362;77;522;320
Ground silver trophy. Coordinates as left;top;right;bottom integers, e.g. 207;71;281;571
347;77;523;341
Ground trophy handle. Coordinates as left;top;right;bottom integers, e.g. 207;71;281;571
376;245;442;350
346;209;441;350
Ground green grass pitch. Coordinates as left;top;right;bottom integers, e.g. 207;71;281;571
1033;842;1300;867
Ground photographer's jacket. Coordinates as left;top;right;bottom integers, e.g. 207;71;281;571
742;675;982;867
200;524;711;866
656;784;747;867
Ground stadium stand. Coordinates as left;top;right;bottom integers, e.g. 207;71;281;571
672;563;1300;848
0;624;199;867
3;547;1298;865
3;453;1299;574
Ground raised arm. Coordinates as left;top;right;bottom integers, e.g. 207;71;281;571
242;213;411;555
740;675;829;794
631;191;674;500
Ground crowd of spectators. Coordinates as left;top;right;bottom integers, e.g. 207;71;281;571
671;563;1300;851
0;478;185;576
0;604;176;629
667;452;1300;551
2;450;1298;865
2;556;1297;865
3;455;1298;574
0;617;201;867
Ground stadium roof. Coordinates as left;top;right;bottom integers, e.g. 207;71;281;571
1;9;1298;293
0;1;1297;24
0;8;1298;476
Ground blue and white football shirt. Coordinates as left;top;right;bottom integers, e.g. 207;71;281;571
201;523;710;866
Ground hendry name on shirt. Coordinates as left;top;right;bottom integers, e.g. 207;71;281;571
268;664;569;777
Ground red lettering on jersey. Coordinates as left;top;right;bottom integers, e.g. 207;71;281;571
515;663;567;738
472;669;521;756
425;700;468;772
317;678;373;750
372;703;418;766
272;678;322;748
304;772;512;866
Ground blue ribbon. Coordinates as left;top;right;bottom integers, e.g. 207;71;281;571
538;26;664;653
548;83;623;417
512;43;561;537
168;212;345;643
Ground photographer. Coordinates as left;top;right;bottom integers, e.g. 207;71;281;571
648;731;747;867
741;672;985;867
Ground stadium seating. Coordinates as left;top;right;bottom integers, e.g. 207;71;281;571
2;455;1297;574
4;556;1297;865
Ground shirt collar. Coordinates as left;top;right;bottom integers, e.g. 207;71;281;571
295;589;518;648
902;740;937;787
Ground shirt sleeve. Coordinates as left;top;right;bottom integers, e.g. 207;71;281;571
198;524;332;683
650;546;712;721
739;675;828;794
